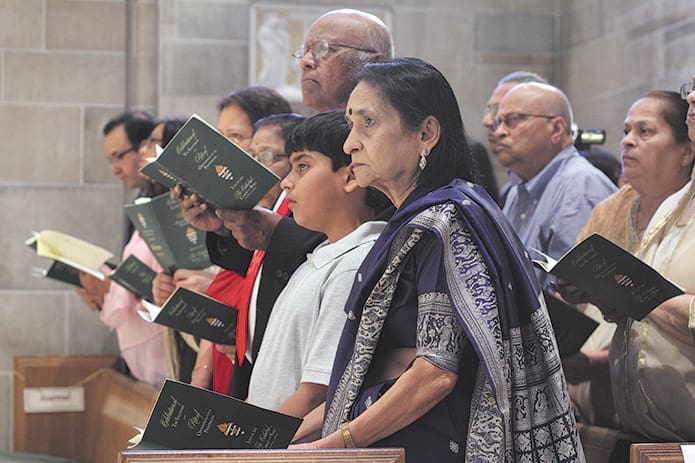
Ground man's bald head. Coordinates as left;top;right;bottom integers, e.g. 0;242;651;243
505;82;574;135
482;71;549;154
492;82;575;180
298;9;394;111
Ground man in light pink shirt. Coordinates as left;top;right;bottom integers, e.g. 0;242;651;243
77;112;168;388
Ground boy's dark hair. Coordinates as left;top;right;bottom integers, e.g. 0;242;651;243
254;113;305;143
285;110;351;171
286;110;391;212
218;86;292;124
103;111;155;148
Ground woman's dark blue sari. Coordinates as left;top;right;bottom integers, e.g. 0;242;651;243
323;179;584;462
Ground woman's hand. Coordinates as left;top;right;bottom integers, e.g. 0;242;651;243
647;294;695;346
152;272;176;306
173;269;215;294
555;280;592;305
171;184;226;235
290;431;345;450
562;348;609;384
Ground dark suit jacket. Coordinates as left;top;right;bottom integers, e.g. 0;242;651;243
206;217;325;399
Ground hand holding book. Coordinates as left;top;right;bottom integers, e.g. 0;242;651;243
170;185;227;236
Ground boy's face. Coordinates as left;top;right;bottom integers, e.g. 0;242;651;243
281;150;348;235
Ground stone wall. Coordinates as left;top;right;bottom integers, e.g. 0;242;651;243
559;0;695;159
0;0;694;453
0;0;157;451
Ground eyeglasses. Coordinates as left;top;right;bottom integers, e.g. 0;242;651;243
492;112;558;131
254;151;288;166
292;39;377;63
482;103;500;121
107;146;136;166
145;135;163;150
680;80;695;100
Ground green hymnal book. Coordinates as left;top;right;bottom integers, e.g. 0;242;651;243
32;260;83;287
124;192;211;274
139;287;237;344
533;233;683;321
140;114;279;210
543;291;599;357
25;230;115;280
109;255;157;302
130;380;302;450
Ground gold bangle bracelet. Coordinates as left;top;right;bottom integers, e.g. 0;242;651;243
192;364;209;374
340;421;356;448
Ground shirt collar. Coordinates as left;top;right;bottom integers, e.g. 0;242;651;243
516;145;578;200
307;221;386;269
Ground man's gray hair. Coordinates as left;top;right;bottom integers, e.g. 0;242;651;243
498;70;548;87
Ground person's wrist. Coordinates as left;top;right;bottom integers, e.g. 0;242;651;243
340;422;356;448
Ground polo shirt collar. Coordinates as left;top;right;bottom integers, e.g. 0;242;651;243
307;221;386;269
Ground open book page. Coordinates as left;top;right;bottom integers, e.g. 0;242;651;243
26;230;114;280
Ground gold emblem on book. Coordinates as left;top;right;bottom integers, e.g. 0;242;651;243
137;212;147;229
217;422;245;437
614;274;634;287
158;169;177;182
185;226;198;244
207;317;224;328
215;165;234;181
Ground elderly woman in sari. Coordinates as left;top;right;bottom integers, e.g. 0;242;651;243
293;57;583;462
566;77;695;442
561;91;693;426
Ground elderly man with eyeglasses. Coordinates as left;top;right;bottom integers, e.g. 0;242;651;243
493;82;616;290
294;9;393;113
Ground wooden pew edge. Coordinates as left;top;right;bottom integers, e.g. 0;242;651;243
119;448;406;463
630;442;694;463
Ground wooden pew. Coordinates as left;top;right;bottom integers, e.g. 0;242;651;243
119;448;406;463
13;355;157;463
630;443;690;463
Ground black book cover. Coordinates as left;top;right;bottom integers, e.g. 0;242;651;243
34;260;83;287
533;233;683;321
134;380;302;450
124;192;211;273
139;114;279;210
110;254;157;302
140;287;237;344
543;291;599;357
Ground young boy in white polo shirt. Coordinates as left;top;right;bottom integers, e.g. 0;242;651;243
245;110;387;418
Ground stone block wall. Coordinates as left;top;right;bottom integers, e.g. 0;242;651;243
0;0;158;451
559;0;695;159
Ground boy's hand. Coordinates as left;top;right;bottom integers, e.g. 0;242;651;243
215;207;282;251
171;184;227;235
